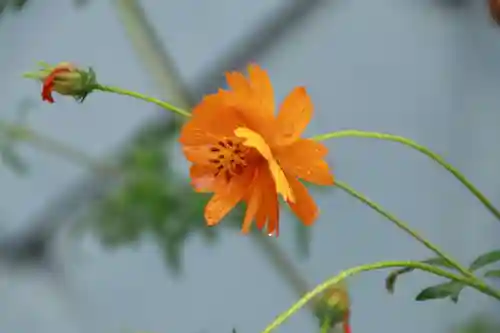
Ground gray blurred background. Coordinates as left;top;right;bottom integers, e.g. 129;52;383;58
0;0;499;332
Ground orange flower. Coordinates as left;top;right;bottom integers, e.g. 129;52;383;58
179;64;334;235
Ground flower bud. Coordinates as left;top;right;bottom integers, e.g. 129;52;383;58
314;282;352;333
23;61;97;103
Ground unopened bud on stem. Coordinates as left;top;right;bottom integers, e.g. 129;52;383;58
314;282;352;333
23;61;97;103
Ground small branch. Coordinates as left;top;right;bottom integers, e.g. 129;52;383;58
335;180;473;278
261;260;500;333
112;0;194;109
314;130;500;223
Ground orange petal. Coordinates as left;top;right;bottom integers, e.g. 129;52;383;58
274;87;313;145
247;64;275;116
276;139;334;186
179;94;243;146
242;185;261;233
235;127;294;202
204;168;254;226
241;165;280;234
254;166;280;235
190;164;216;192
182;145;215;165
222;65;276;139
179;121;219;147
261;191;280;236
286;177;319;226
226;71;252;95
205;192;239;226
218;90;273;141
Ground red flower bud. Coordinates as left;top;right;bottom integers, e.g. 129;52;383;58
315;282;352;333
24;61;97;103
342;311;352;333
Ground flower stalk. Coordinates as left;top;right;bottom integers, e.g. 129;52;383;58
20;61;500;333
313;130;500;223
260;260;500;333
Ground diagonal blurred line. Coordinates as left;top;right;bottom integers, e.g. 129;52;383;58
192;0;327;96
113;0;194;109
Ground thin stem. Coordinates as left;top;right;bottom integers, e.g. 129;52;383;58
320;320;331;333
261;260;500;333
335;180;473;279
313;130;500;223
92;84;192;118
112;0;195;110
0;120;116;174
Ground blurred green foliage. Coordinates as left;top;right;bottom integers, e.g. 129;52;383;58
0;0;28;15
85;119;219;272
0;0;87;16
454;315;500;333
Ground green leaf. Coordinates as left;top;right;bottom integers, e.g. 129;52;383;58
469;249;500;271
415;281;464;302
484;269;500;279
385;257;456;294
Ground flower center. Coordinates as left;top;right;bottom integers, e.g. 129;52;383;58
208;138;249;182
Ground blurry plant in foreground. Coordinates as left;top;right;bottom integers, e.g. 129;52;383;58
19;61;500;333
453;314;500;333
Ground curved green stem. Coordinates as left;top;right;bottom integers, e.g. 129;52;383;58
0;120;156;182
92;84;192;118
261;260;500;333
320;319;331;333
313;130;500;222
0;120;114;173
334;180;472;278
